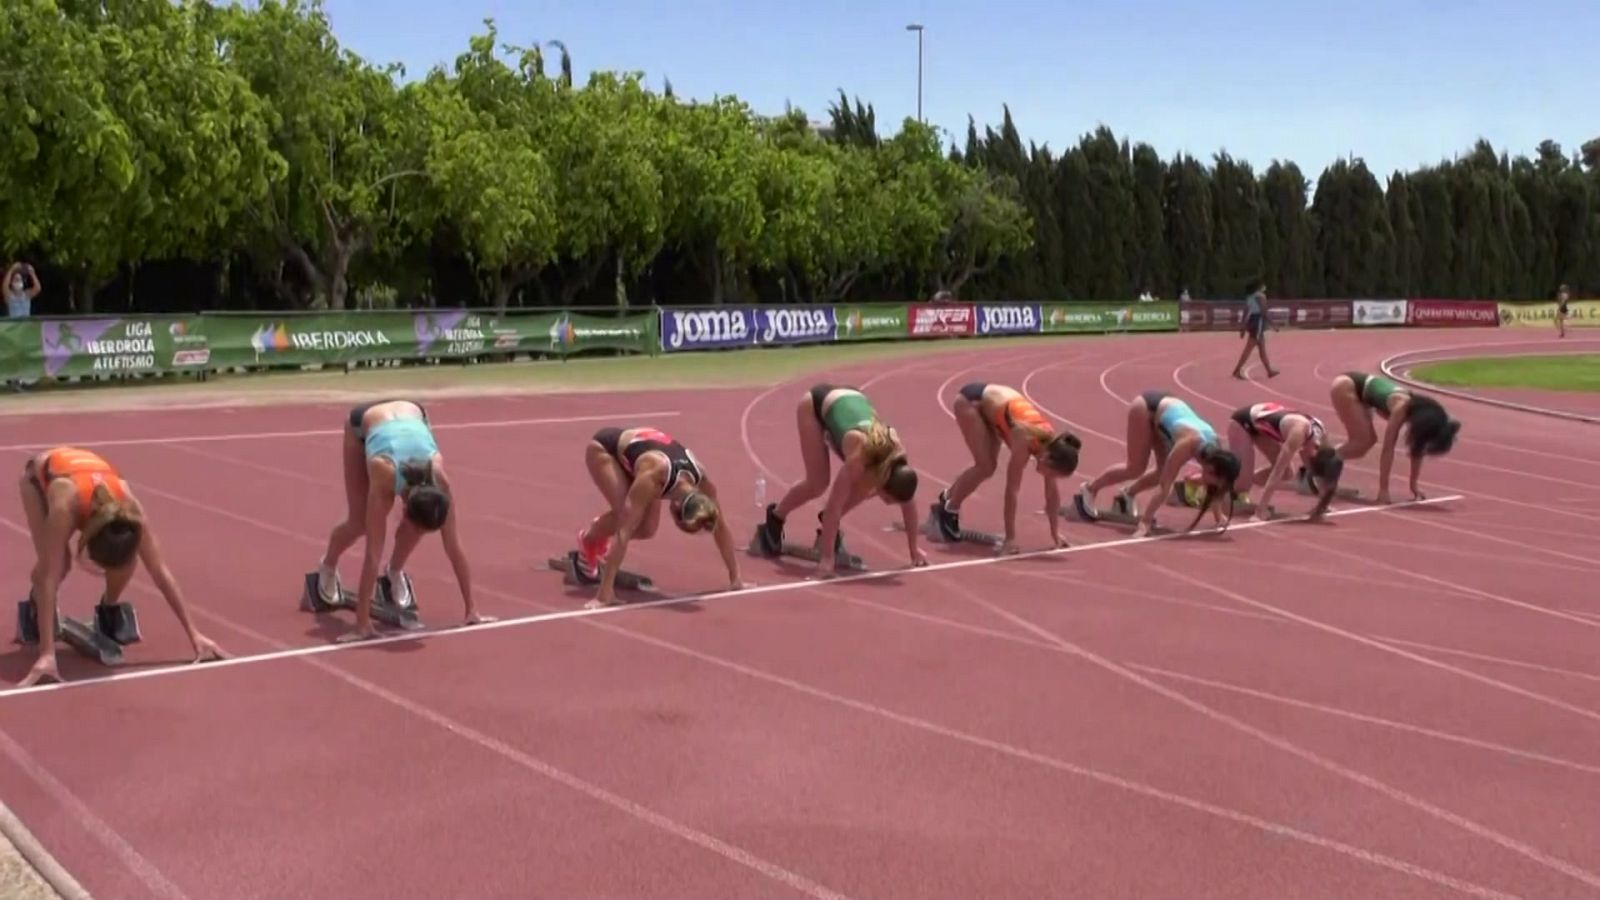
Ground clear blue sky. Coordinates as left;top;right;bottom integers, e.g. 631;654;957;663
322;0;1597;179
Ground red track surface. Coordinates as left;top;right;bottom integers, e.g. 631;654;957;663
1;328;1597;899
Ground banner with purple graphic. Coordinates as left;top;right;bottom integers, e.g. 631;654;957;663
754;306;838;346
658;307;759;352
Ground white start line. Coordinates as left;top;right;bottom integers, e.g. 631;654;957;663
0;494;1462;701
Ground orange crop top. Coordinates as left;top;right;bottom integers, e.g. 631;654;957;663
36;448;126;526
992;398;1053;450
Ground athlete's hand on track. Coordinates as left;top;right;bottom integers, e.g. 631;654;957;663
807;563;840;582
464;612;498;626
728;578;755;591
998;539;1021;556
190;635;229;663
910;547;930;568
1051;534;1069;549
1375;490;1392;505
334;626;379;644
585;590;622;610
16;655;60;687
1131;520;1153;539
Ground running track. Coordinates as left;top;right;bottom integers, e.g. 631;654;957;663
1;328;1596;900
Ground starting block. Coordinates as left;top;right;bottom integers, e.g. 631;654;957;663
746;527;867;572
13;596;134;666
891;509;1004;548
546;551;655;593
300;571;422;631
1058;495;1175;535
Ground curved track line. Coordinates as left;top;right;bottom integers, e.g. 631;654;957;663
1378;337;1600;425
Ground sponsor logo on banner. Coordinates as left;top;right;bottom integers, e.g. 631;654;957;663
909;304;976;336
1353;300;1408;326
836;307;905;339
757;307;837;345
660;308;756;351
548;313;644;352
166;319;210;367
249;322;392;356
416;310;491;356
977;304;1041;335
1497;299;1600;327
40;318;158;376
1407;300;1499;327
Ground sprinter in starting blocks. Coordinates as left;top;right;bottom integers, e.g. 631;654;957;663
300;571;422;631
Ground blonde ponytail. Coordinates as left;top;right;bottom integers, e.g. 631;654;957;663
859;421;900;486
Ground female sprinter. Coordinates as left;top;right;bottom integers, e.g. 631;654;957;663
1074;391;1241;538
1557;284;1570;338
752;384;928;576
315;399;489;643
1329;372;1459;504
575;426;747;609
932;383;1082;554
1226;402;1343;519
1231;280;1280;379
17;447;227;686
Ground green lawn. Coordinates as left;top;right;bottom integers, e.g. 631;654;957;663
1411;354;1600;393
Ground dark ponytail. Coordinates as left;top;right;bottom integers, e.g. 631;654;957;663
400;460;450;531
1404;396;1460;458
1306;446;1344;518
1187;445;1241;534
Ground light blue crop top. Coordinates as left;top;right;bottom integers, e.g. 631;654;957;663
365;418;439;491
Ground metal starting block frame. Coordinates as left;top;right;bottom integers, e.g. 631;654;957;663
546;551;655;593
1057;497;1175;535
300;571;422;631
13;595;140;666
891;510;1004;548
746;528;867;572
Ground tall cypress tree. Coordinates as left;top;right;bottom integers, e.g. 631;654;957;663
1163;154;1213;298
1129;143;1167;296
1260;161;1314;297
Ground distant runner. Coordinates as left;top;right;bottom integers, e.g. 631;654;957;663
1557;284;1570;338
1328;373;1459;504
576;426;747;608
932;382;1081;553
753;384;927;575
1231;280;1280;379
17;447;227;685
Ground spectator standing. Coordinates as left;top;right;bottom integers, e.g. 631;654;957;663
5;262;41;391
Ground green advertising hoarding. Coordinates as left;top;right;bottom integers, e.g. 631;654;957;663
1040;302;1178;333
832;304;908;341
0;309;657;381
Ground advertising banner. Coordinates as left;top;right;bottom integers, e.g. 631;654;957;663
1496;299;1600;327
1181;300;1353;331
18;315;211;379
1352;300;1408;326
908;303;977;337
657;307;757;352
833;305;907;341
1043;302;1178;333
754;306;838;346
976;304;1043;336
1405;300;1499;328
